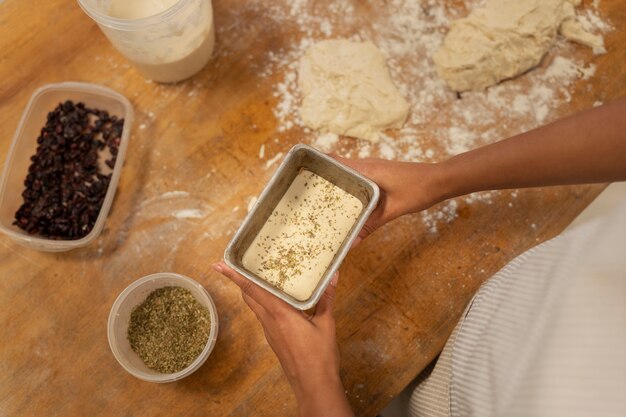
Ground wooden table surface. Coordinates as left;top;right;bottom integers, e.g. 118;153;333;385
1;0;624;416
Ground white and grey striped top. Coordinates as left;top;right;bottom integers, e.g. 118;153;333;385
409;199;626;417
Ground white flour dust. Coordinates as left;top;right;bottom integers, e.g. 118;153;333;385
96;0;612;249
239;0;611;233
134;190;212;225
265;152;284;169
172;209;206;219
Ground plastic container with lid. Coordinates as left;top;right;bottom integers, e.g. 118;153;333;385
108;272;219;383
0;82;134;252
77;0;215;83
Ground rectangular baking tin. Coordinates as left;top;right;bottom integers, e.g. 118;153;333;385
224;144;380;310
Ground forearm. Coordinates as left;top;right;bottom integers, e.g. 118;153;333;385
295;375;354;417
437;96;626;199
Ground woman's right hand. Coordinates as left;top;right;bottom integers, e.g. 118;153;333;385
332;96;626;244
332;156;449;243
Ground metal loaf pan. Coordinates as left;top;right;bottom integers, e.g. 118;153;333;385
224;144;380;310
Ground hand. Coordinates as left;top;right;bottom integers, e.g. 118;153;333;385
332;156;447;243
212;262;354;417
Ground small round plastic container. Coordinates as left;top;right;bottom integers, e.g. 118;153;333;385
77;0;215;83
108;273;219;383
0;82;133;252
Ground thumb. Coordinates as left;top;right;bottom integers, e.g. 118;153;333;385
313;273;339;324
213;261;293;315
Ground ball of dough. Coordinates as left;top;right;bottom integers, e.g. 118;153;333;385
298;39;409;143
434;0;604;92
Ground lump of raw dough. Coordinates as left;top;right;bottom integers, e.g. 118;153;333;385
434;0;606;92
298;39;409;143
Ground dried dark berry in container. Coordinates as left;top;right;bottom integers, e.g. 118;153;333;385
13;100;124;240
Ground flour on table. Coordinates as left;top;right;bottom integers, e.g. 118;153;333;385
298;40;409;143
265;152;284;169
158;190;190;199
223;0;610;233
312;132;339;152
434;0;606;92
172;209;205;219
247;196;258;213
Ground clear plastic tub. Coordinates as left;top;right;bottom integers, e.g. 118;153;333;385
0;82;134;252
77;0;215;83
108;273;219;383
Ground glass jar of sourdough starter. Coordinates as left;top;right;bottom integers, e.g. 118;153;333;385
77;0;215;83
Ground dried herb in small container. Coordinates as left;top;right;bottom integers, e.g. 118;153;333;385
108;273;218;382
128;286;212;374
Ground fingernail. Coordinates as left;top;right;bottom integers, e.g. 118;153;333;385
212;263;223;273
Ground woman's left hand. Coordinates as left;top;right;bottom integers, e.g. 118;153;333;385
212;262;354;417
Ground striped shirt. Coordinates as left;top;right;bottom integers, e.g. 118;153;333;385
409;199;626;417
